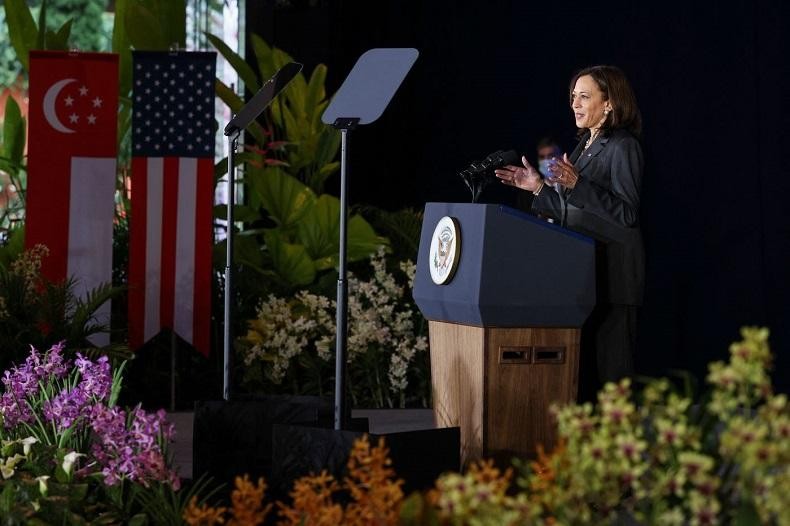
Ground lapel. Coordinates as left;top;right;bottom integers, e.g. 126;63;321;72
574;133;609;174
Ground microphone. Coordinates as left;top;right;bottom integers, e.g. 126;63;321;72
459;149;520;202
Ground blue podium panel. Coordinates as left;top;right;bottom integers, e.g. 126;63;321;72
413;203;596;327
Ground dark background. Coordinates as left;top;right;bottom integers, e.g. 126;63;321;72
245;0;790;392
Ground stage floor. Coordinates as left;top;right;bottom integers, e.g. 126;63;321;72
169;408;435;479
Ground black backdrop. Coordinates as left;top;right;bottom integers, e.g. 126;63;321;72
246;0;790;392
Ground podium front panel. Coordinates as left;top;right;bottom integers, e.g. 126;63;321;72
414;203;595;328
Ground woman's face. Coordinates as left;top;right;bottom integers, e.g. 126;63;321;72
571;75;610;130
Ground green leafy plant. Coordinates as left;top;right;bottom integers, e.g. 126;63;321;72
240;249;429;408
208;34;385;293
208;32;340;194
3;0;77;72
0;94;26;232
0;244;129;373
414;326;790;525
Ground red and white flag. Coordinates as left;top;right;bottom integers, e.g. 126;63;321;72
26;51;119;346
128;51;216;356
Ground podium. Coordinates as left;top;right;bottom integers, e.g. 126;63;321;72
413;203;596;463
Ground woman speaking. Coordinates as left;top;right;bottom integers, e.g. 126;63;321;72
495;65;644;391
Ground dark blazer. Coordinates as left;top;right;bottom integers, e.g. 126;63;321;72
531;128;645;305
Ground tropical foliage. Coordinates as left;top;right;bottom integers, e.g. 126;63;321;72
0;94;26;232
190;327;787;525
0;244;128;374
209;31;385;299
240;248;430;408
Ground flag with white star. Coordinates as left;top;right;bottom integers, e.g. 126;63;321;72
132;51;216;157
129;51;217;356
26;51;119;347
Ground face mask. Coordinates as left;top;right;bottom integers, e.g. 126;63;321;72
538;159;554;179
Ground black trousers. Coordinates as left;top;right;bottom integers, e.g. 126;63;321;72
578;303;638;402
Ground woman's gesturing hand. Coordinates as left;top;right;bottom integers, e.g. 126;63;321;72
546;153;579;189
494;156;542;192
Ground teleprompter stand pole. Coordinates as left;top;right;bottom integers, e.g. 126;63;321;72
332;118;359;430
223;130;239;400
221;63;302;401
321;48;419;429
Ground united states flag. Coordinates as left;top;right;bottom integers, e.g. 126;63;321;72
128;51;216;356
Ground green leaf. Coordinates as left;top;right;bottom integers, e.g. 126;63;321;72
0;481;15;515
249;33;276;81
281;103;302;142
234;234;263;268
318;162;340;178
112;0;133;98
215;79;244;113
112;0;130;53
251;167;316;228
213;235;264;271
272;47;297;71
297;195;386;269
213;204;260;223
348;214;388;262
314;127;341;168
46;18;71;50
124;0;185;50
285;75;307;118
296;194;339;264
206;33;260;93
125;3;165;50
2;96;26;167
156;0;186;49
35;0;48;50
264;230;316;286
214;80;265;145
3;0;38;71
117;102;132;154
304;64;327;116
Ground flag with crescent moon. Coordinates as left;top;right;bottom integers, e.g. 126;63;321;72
127;51;216;356
26;51;119;346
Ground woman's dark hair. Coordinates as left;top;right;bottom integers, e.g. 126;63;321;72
569;65;642;137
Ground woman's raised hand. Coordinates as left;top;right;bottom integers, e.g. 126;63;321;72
546;153;579;189
494;156;542;192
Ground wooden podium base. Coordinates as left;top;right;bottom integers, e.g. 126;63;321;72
429;320;580;464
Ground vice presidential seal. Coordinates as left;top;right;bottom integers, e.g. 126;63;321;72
429;216;461;285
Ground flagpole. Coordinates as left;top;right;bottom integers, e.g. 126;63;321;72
223;132;239;401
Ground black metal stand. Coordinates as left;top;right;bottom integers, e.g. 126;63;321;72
220;63;302;401
223;131;239;400
321;48;419;430
331;118;359;430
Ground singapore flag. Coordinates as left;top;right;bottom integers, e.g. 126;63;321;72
26;51;118;346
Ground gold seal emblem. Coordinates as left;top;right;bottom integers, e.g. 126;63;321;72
429;216;461;285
